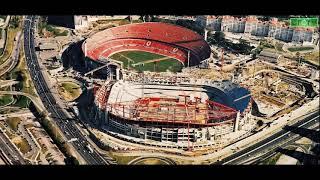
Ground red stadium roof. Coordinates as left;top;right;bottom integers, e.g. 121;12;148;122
83;22;211;66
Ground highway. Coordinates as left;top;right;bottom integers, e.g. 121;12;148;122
0;91;45;111
213;110;319;165
0;30;22;77
23;16;114;165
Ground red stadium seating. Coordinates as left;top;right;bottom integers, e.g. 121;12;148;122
83;22;211;66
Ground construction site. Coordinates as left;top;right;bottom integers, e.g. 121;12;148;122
54;17;319;160
78;46;318;157
87;73;251;155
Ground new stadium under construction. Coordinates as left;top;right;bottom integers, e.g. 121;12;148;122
92;74;252;151
81;22;252;151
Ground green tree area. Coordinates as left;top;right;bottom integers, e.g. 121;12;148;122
251;39;281;58
288;46;314;52
0;94;14;106
259;39;274;48
207;31;254;55
2;70;30;108
9;16;20;29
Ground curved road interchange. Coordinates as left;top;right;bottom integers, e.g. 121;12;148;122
23;16;116;165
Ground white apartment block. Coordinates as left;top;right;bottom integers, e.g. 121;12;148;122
195;15;319;45
221;16;246;33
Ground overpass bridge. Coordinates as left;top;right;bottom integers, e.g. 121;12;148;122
0;91;45;112
0;80;19;88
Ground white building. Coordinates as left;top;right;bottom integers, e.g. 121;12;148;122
158;15;195;21
74;16;89;30
195;15;221;31
245;16;269;37
221;16;246;33
292;28;313;43
268;18;293;42
312;33;320;47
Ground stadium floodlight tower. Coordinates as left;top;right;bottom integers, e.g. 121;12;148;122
204;28;209;41
187;50;190;67
84;42;87;57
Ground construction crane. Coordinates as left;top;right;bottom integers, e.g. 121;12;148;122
220;48;224;71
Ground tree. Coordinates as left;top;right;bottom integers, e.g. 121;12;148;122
257;120;264;126
206;31;215;45
213;31;225;43
239;38;249;45
252;50;258;59
296;52;301;64
10;16;20;28
64;156;79;165
138;15;144;21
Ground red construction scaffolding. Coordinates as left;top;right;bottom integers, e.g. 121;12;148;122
105;96;237;127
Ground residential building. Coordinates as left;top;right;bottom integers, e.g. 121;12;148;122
221;16;245;33
245;16;269;37
292;28;314;43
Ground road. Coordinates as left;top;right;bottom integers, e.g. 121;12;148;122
0;110;33;120
0;91;45;112
0;80;19;88
213;110;319;165
0;30;22;77
0;16;10;49
23;16;114;165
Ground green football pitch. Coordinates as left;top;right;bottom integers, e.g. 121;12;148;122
109;51;184;72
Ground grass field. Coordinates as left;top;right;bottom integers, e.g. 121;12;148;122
275;42;284;52
304;51;319;66
14;96;30;108
110;51;183;72
0;46;37;108
57;82;81;101
0;25;19;64
288;46;314;52
14;137;31;154
0;94;14;106
5;117;21;131
16;46;37;96
135;158;170;165
108;153;139;165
